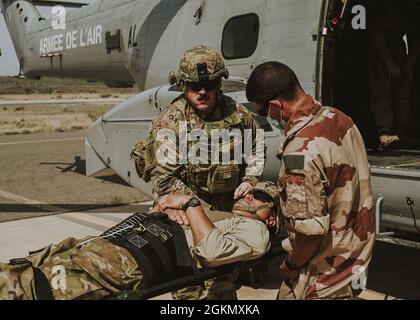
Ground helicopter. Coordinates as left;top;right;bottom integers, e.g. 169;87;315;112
1;0;420;240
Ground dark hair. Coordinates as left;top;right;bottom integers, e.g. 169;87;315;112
246;61;302;107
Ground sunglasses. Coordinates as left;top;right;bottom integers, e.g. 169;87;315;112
252;190;272;203
187;79;220;92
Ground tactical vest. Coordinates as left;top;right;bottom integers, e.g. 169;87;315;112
101;212;197;289
132;95;249;196
173;96;247;195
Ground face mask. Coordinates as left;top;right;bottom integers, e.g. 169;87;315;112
233;197;273;215
233;199;258;215
278;110;287;130
268;104;287;130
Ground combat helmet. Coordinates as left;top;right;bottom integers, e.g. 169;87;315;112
251;181;282;234
169;45;229;85
251;181;281;218
234;181;280;218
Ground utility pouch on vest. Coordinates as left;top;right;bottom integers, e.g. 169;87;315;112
207;165;240;194
186;165;209;189
131;136;157;183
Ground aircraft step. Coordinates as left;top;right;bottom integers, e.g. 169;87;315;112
368;149;420;172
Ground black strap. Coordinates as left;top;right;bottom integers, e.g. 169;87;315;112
32;267;55;300
140;228;177;277
106;213;199;289
132;232;168;282
9;258;54;300
109;237;158;288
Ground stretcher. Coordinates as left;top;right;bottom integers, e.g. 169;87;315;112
112;236;286;300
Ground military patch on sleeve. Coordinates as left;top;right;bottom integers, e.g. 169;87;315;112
283;154;305;170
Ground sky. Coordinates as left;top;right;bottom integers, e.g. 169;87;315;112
0;1;95;76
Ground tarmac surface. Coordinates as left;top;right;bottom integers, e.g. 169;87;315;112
0;130;148;222
1;131;420;300
0;98;126;107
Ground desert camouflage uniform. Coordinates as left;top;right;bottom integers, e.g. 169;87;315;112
277;95;376;300
0;212;271;300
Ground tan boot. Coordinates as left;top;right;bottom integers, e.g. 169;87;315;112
379;135;400;150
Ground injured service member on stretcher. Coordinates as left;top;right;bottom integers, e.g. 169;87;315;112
0;182;281;300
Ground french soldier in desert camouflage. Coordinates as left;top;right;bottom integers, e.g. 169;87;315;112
132;45;264;300
246;61;376;300
0;183;278;300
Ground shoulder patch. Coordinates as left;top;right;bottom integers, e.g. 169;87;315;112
283;154;305;170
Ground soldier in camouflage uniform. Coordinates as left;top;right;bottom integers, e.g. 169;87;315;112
134;45;263;300
369;0;420;149
0;183;278;300
143;45;262;210
246;61;376;300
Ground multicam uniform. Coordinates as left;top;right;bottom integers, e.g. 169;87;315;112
133;45;262;300
277;95;376;300
145;95;261;300
147;94;261;211
0;213;270;300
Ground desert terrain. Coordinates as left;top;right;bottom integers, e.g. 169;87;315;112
0;76;137;135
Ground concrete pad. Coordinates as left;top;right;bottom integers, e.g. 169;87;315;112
0;215;100;262
0;209;408;300
0;206;280;300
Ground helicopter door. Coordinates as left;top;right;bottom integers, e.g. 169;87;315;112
316;0;358;104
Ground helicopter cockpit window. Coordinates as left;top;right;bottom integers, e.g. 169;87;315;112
222;13;259;60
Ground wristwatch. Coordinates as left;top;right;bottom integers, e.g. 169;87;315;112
182;197;201;212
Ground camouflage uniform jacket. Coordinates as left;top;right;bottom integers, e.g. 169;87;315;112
148;94;262;211
277;95;376;299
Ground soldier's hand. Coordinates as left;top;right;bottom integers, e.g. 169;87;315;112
158;194;192;210
149;205;161;213
163;208;190;226
234;182;254;199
